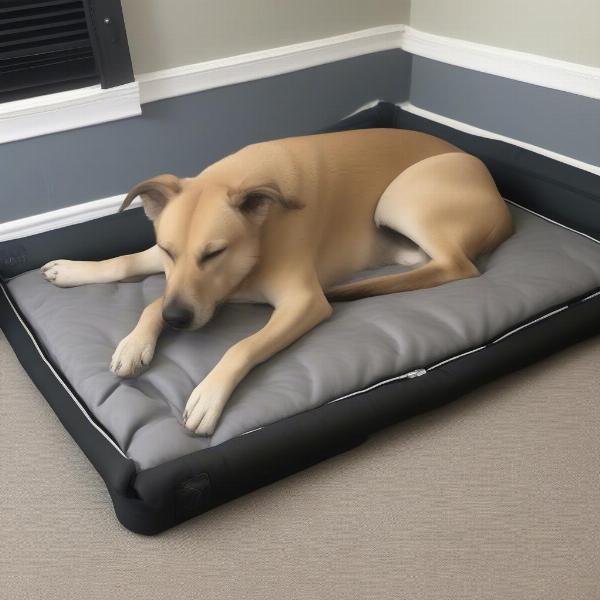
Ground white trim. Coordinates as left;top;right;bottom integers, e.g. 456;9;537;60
2;24;599;143
0;283;128;459
492;306;570;344
0;83;141;144
582;290;600;302
0;25;403;142
240;366;423;437
398;101;600;176
426;345;488;372
343;99;383;119
328;369;418;404
135;25;600;105
402;26;600;100
136;25;404;104
0;194;140;243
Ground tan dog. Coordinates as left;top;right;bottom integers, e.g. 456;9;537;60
41;129;512;435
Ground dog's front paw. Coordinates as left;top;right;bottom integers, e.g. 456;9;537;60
110;333;156;378
183;377;232;436
41;259;97;287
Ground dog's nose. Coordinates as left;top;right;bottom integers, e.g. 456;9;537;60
162;301;194;329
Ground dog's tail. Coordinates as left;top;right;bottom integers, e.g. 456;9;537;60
325;258;479;302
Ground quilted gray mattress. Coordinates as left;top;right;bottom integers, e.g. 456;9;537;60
8;203;600;470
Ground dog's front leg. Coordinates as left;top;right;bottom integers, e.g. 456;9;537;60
184;287;333;436
111;296;164;377
42;245;163;287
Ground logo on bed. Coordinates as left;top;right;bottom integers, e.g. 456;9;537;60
0;244;28;273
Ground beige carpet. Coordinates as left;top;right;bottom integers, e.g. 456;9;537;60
1;330;599;600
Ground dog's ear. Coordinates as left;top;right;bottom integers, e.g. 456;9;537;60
229;183;304;225
119;174;181;221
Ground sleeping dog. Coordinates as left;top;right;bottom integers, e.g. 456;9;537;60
41;129;512;435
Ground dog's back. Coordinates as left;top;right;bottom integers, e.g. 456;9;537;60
219;129;464;286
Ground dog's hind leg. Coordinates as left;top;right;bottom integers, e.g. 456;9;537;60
327;254;478;301
327;152;511;301
41;245;164;287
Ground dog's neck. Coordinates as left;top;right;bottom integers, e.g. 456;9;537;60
199;141;296;198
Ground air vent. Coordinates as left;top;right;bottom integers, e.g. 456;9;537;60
0;0;98;102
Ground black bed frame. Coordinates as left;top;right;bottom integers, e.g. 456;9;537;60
2;103;599;534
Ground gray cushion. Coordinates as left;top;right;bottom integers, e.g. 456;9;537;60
8;204;600;470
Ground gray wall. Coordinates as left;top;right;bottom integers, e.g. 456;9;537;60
410;0;600;68
1;50;410;222
121;0;410;74
409;56;600;167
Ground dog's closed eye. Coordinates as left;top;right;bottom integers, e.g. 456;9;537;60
199;246;226;264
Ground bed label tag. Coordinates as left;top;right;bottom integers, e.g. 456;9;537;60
0;244;28;276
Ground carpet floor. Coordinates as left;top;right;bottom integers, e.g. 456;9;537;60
1;331;599;600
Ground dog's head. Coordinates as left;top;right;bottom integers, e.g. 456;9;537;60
120;174;303;330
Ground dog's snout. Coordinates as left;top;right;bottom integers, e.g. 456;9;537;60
162;301;194;330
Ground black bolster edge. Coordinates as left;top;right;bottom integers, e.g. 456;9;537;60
0;206;154;280
133;420;367;513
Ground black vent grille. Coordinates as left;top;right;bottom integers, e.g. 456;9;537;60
0;0;99;102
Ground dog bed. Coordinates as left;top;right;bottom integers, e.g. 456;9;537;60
2;103;599;534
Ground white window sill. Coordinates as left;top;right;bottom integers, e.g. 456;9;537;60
0;82;141;144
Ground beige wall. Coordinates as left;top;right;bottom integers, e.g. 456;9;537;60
121;0;409;74
410;0;600;68
121;0;599;74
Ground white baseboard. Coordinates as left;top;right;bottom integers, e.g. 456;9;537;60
399;101;600;176
136;25;404;104
0;83;141;144
401;27;600;100
136;24;600;104
0;195;140;243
